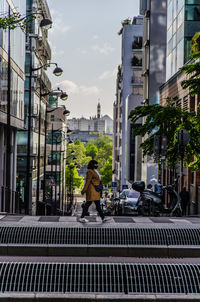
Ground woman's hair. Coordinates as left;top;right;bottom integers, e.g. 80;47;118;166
87;160;98;170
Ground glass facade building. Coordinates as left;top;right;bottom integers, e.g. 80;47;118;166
0;0;26;213
166;0;200;80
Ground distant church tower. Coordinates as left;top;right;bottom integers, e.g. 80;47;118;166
97;102;101;119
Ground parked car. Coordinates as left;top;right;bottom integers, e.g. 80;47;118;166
114;189;140;215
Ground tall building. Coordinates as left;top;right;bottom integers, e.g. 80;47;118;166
166;0;200;80
140;0;167;186
113;16;143;190
0;0;26;213
159;1;200;214
17;0;52;215
97;102;101;119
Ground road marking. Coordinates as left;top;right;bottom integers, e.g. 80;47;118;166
170;219;192;224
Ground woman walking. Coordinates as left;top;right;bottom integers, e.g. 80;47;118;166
80;160;111;223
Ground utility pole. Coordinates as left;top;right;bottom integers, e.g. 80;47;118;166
6;7;11;213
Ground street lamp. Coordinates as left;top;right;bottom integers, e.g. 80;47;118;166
32;62;63;76
43;108;69;214
5;9;53;213
60;92;68;100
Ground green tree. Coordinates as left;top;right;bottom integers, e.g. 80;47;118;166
85;143;98;159
0;13;35;30
92;135;113;149
66;142;91;167
128;101;199;168
100;156;113;185
66;164;84;193
96;142;113;170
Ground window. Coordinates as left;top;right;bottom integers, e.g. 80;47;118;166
185;5;200;21
50;115;54;121
132;36;142;49
128;190;140;199
131;56;142;67
177;39;184;69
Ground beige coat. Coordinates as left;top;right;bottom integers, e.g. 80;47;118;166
82;169;101;201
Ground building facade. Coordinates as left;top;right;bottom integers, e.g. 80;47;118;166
0;0;26;213
67;104;113;135
113;16;143;191
45;99;67;215
17;0;52;215
166;0;200;80
140;0;167;187
159;68;200;214
158;0;200;214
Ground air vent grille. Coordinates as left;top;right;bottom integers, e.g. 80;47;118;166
0;262;199;294
0;226;200;246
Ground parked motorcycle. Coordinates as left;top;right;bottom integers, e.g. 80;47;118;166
132;181;182;217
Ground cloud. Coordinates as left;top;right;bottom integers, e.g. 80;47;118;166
99;69;117;80
93;35;99;40
55;80;100;96
49;9;71;34
91;43;114;55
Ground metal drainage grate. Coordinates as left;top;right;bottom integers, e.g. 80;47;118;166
0;262;200;294
0;226;200;245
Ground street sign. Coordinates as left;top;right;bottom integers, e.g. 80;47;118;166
112;181;117;188
47;177;56;186
122;185;128;190
178;129;190;145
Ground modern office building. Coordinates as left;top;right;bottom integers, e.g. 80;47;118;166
140;0;167;187
166;0;200;80
113;16;143;191
0;0;26;213
17;0;52;215
158;0;200;214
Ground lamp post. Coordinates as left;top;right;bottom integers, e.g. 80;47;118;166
24;13;53;215
42;93;69;214
5;6;11;213
36;79;63;216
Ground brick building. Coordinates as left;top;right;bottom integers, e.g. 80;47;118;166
160;68;200;214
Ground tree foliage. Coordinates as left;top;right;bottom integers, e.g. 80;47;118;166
128;100;200;169
66;142;91;167
100;156;113;185
85;143;98;159
66;164;84;193
0;13;35;30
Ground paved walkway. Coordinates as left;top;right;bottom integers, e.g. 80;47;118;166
0;214;199;226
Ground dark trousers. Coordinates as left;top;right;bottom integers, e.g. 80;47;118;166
81;200;104;220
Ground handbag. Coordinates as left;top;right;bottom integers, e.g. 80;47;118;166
91;181;103;192
94;183;103;192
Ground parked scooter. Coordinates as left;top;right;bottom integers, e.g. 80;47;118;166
132;181;182;217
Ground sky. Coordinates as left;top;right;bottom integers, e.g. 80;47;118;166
46;0;140;118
